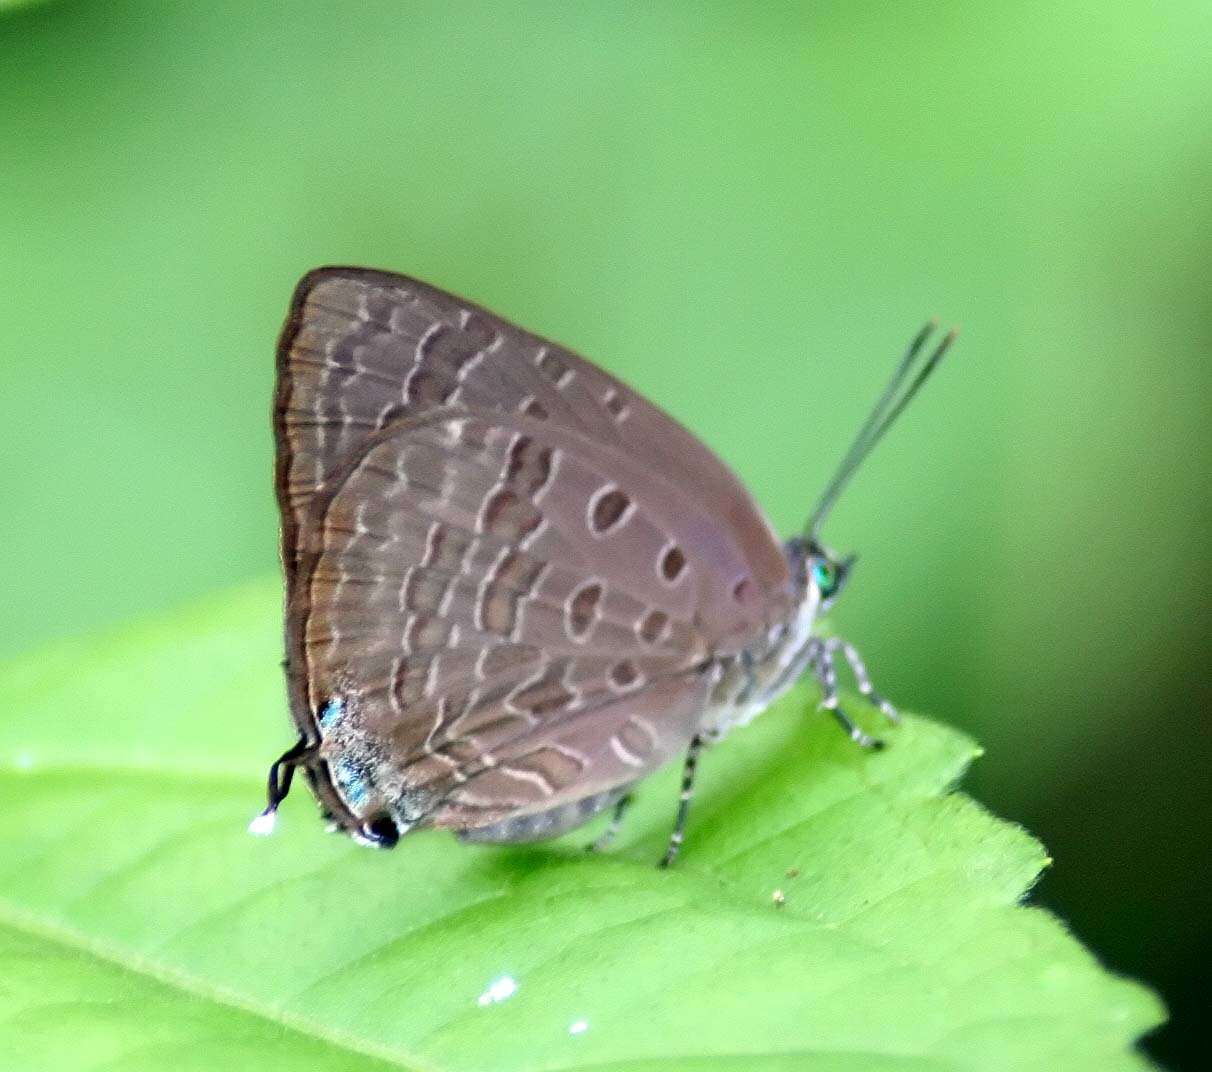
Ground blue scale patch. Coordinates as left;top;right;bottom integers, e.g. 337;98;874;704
332;755;371;810
318;697;345;729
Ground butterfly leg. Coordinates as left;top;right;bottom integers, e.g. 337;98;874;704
659;734;705;868
824;637;899;723
585;792;634;853
809;639;884;750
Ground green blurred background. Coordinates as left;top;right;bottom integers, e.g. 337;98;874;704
1;1;1208;1066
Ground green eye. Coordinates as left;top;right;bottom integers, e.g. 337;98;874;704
811;559;839;597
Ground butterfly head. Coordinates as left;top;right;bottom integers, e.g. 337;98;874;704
786;535;855;614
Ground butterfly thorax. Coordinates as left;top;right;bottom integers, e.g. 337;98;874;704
699;538;821;739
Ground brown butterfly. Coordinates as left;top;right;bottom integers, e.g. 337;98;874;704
252;267;954;865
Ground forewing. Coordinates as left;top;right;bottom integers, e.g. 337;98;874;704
294;411;787;827
275;267;789;605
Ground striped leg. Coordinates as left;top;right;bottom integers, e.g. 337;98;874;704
825;637;899;722
585;792;634;853
660;734;704;868
810;640;884;750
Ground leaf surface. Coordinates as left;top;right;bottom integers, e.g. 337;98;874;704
0;580;1162;1071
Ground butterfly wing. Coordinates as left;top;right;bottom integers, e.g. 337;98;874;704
430;671;717;831
276;267;788;591
275;267;795;834
292;410;789;831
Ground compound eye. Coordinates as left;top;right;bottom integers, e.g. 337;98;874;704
811;558;840;599
362;814;400;848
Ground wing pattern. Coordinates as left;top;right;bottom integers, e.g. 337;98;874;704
275;268;793;832
276;268;788;590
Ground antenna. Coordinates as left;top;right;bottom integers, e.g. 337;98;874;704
805;323;957;538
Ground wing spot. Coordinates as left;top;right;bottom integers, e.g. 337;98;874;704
497;764;555;796
505;435;532;480
522;397;549;420
589;486;633;535
404;569;446;613
406;614;451;652
603;389;630;422
478;583;518;635
480;487;542;541
392;656;425;707
406;323;449;405
638;609;670;644
609;735;643;767
363;291;396;326
609;660;642;691
505;435;554;495
567;581;604;641
536;348;572;388
660;544;687;584
420;522;444;568
376;401;409;429
621;716;659;753
493;550;546;593
510;676;576;717
516;746;585;787
408;366;455;405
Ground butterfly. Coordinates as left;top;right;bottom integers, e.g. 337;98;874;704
252;266;954;865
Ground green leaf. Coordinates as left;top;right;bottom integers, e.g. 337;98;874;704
0;0;60;12
0;580;1162;1071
